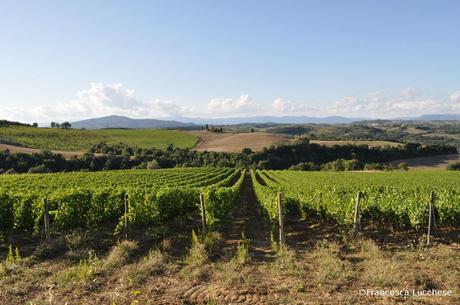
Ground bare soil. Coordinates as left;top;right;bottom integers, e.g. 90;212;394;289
310;140;402;147
191;131;290;153
0;143;86;159
387;153;460;170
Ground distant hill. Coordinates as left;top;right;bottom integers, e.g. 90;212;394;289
70;115;357;129
69;113;460;129
177;115;357;125
71;115;197;129
414;114;460;121
347;114;460;124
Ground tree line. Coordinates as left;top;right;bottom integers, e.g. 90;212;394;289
50;121;72;129
0;140;456;174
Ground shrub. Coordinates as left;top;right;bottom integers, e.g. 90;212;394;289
447;162;460;170
397;162;409;171
147;160;160;169
289;162;319;171
28;164;50;174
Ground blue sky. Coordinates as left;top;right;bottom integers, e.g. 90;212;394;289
1;0;459;122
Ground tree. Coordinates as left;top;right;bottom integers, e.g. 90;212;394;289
32;123;38;128
61;122;72;129
242;148;252;155
447;162;460;170
397;162;409;171
50;122;56;128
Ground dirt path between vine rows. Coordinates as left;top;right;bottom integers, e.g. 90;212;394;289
219;171;274;261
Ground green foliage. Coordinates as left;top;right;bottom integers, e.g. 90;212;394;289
252;169;460;229
185;230;221;267
234;233;250;265
4;245;21;267
203;170;245;226
0;168;244;234
447;162;460;170
57;250;100;286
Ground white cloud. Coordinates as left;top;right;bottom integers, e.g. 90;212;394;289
0;106;50;123
55;83;191;119
401;87;420;99
450;91;460;103
1;83;460;122
319;89;459;118
207;95;257;115
271;98;306;113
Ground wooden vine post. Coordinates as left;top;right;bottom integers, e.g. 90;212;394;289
124;193;129;240
427;191;435;246
352;191;363;235
199;192;207;234
43;198;50;241
277;192;285;246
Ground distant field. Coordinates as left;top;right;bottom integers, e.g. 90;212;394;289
0;127;198;151
387;153;460;170
310;140;402;147
192;131;290;152
422;133;460;140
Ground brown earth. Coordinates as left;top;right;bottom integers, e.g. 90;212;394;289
191;131;290;153
311;140;402;147
0;143;85;159
388;153;460;170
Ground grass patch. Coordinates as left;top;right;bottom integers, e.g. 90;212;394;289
214;234;253;288
311;241;354;289
181;231;220;284
233;233;250;265
56;250;100;286
272;246;299;275
359;240;413;288
124;249;166;285
184;231;220;268
0;126;198;151
103;240;138;272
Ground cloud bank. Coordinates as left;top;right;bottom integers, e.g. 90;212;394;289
1;83;459;123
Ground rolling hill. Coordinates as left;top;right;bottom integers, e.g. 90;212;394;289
71;115;197;129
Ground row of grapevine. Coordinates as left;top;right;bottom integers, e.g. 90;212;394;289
0;167;233;194
0;168;245;235
251;170;460;229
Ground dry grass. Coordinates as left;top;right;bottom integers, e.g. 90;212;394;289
311;140;402;148
387;153;460;170
1;233;459;305
121;249;166;285
54;250;100;287
359;240;412;287
103;240;138;272
192;131;290;152
310;241;354;289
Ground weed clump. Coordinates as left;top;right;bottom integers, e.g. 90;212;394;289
103;240;139;272
311;240;354;289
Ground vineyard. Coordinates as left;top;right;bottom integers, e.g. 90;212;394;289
252;170;460;230
0;167;244;235
1;167;460;304
2;168;460;239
